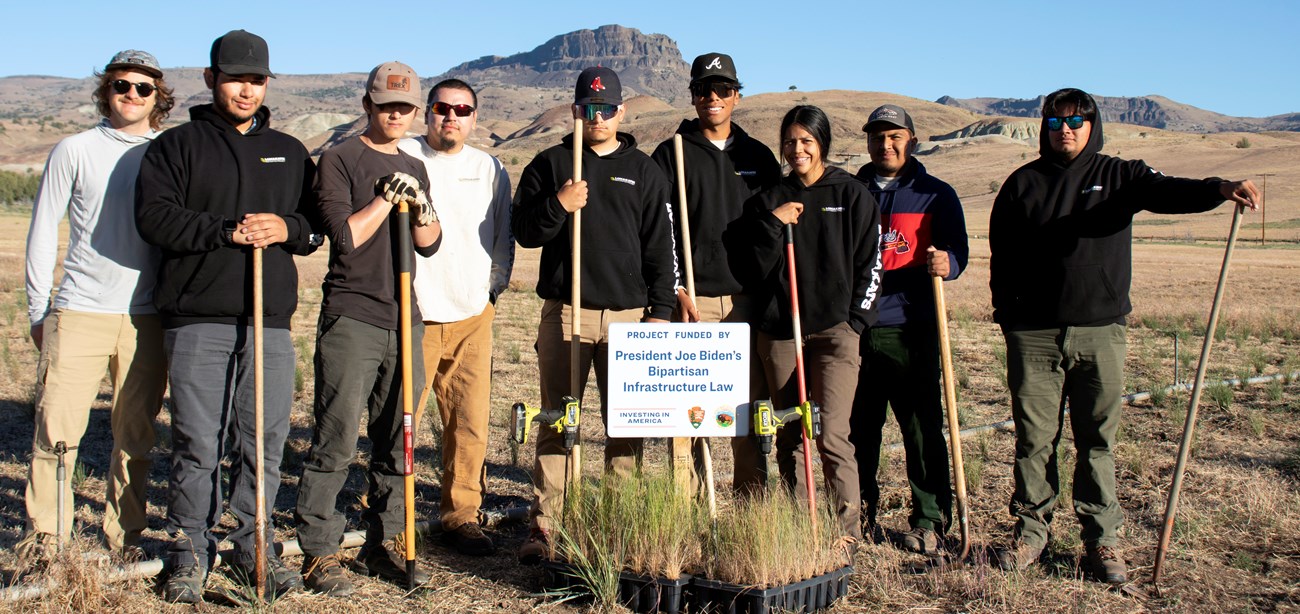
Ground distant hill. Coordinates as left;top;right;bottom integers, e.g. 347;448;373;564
936;94;1300;133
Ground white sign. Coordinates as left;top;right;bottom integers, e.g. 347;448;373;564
607;322;750;437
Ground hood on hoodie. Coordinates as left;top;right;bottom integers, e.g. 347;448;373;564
1037;89;1104;168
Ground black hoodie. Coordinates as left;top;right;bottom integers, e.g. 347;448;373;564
650;120;781;297
136;104;318;328
513;132;679;320
989;99;1229;328
741;165;882;338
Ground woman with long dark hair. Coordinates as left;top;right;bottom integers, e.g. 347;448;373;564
741;105;882;542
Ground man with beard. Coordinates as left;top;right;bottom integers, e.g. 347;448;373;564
136;30;319;603
398;78;513;556
989;87;1259;584
296;61;441;596
513;66;678;563
650;53;780;497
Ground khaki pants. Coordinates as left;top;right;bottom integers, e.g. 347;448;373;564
530;299;643;530
27;310;166;549
679;295;770;496
758;321;863;539
415;303;495;530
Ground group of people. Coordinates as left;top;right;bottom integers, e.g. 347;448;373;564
19;26;1261;604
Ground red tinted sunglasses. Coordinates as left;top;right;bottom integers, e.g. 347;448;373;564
431;102;475;117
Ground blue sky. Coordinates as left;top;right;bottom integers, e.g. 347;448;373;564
6;0;1295;118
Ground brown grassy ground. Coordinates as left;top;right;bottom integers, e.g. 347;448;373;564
0;120;1297;612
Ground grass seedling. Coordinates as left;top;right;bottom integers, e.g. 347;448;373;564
1207;383;1234;411
704;487;845;588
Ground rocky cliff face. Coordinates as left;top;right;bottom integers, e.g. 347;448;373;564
933;118;1039;142
936;94;1298;133
439;25;692;105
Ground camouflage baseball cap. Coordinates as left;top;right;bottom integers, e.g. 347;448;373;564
105;50;162;78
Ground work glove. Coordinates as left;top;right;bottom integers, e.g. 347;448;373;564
411;190;438;227
374;172;421;207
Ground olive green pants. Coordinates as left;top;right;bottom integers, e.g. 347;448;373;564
1004;324;1126;549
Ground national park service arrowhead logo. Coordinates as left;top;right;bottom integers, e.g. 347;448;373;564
688;406;704;429
590;76;606;92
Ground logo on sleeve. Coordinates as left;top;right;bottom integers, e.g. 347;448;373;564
260;157;285;163
1081;185;1103;194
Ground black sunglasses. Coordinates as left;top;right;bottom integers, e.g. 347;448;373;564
690;82;738;99
110;79;156;97
431;101;475;117
1045;115;1086;131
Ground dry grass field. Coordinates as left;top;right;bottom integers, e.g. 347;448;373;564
0;98;1297;612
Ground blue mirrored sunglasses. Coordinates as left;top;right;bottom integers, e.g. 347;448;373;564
1045;115;1086;131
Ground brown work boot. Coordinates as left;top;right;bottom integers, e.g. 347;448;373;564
357;541;431;587
994;540;1044;571
442;521;496;556
517;528;552;565
899;527;940;555
14;531;56;573
1085;544;1128;584
302;554;355;597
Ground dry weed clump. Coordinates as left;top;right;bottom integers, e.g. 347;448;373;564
10;536;134;613
703;488;846;587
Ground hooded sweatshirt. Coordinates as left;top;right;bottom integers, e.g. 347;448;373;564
742;165;882;338
27;120;159;325
513;132;679;320
136;104;318;329
650;120;781;297
989;100;1229;328
854;159;968;328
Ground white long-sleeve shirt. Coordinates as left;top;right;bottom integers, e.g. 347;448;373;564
399;137;514;323
26;120;159;325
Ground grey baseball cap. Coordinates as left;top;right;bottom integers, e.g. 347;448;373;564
210;30;274;77
105;50;162;78
863;104;916;133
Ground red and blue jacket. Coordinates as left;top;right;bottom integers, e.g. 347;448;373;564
854;159;968;328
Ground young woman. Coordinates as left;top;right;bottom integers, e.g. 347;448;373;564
741;105;882;541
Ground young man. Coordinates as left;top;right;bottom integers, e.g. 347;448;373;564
848;104;968;554
989;88;1259;583
21;49;173;564
650;52;781;496
513;66;678;563
296;61;441;596
398;78;513;556
135;30;319;603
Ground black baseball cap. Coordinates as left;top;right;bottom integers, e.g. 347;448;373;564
574;66;622;105
690;53;738;86
863;104;915;133
210;30;274;78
